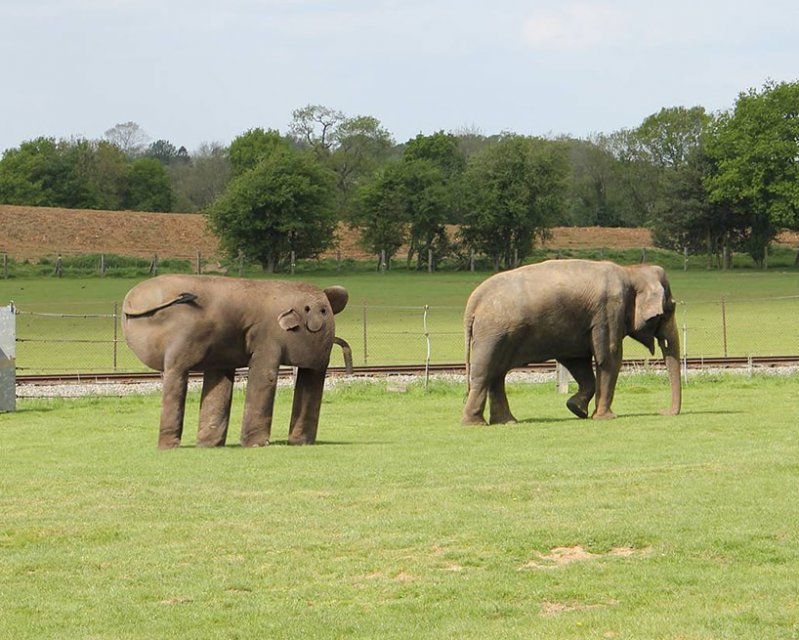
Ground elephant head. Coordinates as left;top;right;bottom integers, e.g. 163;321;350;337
628;265;682;416
278;286;348;333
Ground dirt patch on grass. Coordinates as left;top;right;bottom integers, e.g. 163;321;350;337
520;545;652;570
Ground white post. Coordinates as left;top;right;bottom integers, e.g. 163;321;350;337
0;303;16;413
555;362;570;394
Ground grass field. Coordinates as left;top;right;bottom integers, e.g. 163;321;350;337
2;373;798;638
2;265;799;373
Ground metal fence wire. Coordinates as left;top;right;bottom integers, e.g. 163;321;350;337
9;295;799;375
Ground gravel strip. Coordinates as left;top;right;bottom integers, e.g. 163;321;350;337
15;366;799;399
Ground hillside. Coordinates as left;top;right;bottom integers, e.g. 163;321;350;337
2;203;795;262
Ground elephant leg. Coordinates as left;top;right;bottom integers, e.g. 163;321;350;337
462;370;489;425
558;357;596;419
288;367;326;445
240;355;279;447
488;374;517;424
593;351;621;420
197;368;235;447
159;367;189;449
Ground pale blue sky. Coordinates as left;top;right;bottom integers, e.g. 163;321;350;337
2;0;797;153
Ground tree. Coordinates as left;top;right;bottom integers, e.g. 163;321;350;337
560;135;627;226
0;137;66;205
328;115;394;214
125;157;174;211
147;139;180;165
228;128;289;176
704;80;799;267
289;104;346;156
104;121;149;157
207;145;336;272
459;135;567;270
169;142;231;212
351;163;409;266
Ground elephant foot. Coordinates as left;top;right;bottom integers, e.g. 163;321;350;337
592;409;617;420
196;440;226;448
461;414;487;426
158;437;181;450
489;416;517;425
288;434;316;446
566;397;589;419
241;439;270;448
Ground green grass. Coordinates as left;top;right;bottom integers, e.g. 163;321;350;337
2;373;799;638
2;267;799;373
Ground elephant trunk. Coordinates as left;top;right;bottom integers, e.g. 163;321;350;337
657;314;682;416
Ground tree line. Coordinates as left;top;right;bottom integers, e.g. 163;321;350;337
1;81;798;271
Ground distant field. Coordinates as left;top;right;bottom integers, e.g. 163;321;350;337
2;268;798;373
2;374;798;638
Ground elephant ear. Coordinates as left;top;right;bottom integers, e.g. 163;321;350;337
278;309;301;330
324;286;349;315
634;279;665;333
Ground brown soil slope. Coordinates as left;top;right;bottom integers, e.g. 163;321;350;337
3;203;795;261
0;204;657;261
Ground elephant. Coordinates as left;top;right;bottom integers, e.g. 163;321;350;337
461;259;681;425
122;274;350;449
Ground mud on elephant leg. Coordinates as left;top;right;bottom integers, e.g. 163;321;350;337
197;368;235;447
488;374;517;424
558;357;596;419
288;367;326;445
159;367;190;449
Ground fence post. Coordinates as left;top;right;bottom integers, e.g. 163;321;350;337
195;251;202;274
470;250;475;272
99;253;106;277
290;251;296;275
0;303;15;413
428;249;433;273
683;246;689;271
113;302;119;371
555;362;570;394
55;254;63;278
2;252;8;279
362;300;368;365
150;254;158;276
423;305;431;389
380;250;386;273
238;250;244;276
721;296;728;357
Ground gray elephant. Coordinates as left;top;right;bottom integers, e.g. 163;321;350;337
122;275;350;449
462;259;681;425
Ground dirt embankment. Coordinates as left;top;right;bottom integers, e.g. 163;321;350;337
2;203;796;261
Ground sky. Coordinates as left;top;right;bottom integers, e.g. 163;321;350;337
2;0;798;154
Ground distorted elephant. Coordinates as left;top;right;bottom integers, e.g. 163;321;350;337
461;259;681;425
122;274;351;449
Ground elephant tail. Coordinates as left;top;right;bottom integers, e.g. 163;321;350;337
333;337;353;374
123;292;198;318
464;311;475;396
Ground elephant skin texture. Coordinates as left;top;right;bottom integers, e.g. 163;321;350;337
122;275;349;449
462;259;682;425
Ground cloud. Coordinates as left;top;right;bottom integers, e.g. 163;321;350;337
521;3;626;51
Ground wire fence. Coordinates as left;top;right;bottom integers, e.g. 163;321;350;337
9;295;799;375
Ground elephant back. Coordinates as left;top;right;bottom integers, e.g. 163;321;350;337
123;276;199;317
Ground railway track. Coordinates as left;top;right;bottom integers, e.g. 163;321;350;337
15;355;799;386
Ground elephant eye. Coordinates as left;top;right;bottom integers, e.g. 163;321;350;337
321;308;327;314
304;305;311;313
